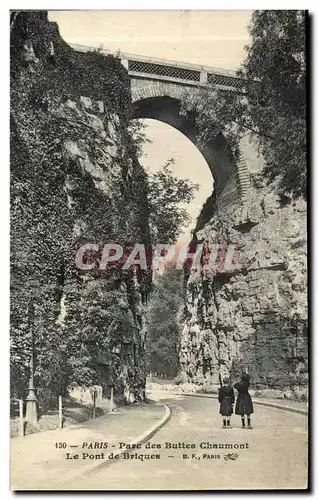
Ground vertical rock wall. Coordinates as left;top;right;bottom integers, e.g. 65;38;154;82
10;11;150;402
180;172;307;390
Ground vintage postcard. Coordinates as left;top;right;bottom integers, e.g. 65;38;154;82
10;9;308;491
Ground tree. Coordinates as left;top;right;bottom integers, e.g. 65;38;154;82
130;121;199;244
146;159;199;244
180;10;306;199
146;264;184;378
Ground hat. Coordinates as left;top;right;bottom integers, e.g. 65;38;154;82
241;373;250;382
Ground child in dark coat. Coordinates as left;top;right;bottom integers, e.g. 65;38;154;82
218;376;235;428
234;373;254;429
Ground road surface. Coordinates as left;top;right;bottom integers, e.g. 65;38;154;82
69;391;308;490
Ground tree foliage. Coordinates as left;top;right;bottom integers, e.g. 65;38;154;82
130;117;199;244
146;159;199;244
146;264;184;378
180;10;306;199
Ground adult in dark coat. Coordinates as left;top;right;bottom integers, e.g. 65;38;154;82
234;373;254;429
218;377;235;428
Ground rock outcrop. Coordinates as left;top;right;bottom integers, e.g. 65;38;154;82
180;172;307;390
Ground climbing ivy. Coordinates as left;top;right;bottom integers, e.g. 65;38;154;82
10;11;149;403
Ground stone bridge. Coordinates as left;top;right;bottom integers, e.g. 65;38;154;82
72;44;262;215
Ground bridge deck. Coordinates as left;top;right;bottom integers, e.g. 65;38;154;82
71;43;245;91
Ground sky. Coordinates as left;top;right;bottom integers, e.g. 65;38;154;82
48;10;252;241
48;11;252;68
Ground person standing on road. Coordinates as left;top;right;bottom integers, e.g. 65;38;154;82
234;373;254;429
218;376;235;428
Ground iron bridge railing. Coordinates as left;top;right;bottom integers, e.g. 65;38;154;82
71;44;246;91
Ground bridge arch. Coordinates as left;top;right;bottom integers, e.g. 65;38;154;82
131;85;250;222
70;44;253;219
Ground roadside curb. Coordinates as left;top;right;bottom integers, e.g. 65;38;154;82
172;392;308;416
58;402;171;485
248;399;308;415
84;402;171;477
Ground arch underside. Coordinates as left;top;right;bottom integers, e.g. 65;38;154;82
131;86;250;220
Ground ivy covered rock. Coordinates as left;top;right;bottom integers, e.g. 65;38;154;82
10;11;150;404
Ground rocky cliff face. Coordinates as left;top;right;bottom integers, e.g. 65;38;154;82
10;12;149;403
180;172;307;390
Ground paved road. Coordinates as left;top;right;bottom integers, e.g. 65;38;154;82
10;404;165;490
70;391;308;491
